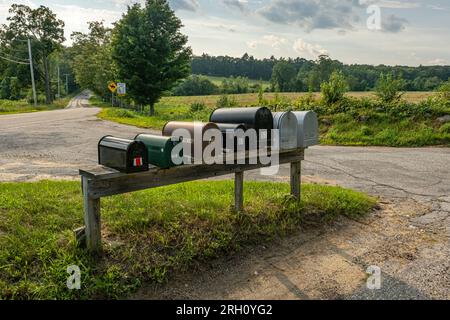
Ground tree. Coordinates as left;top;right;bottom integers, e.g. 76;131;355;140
112;0;192;115
1;4;65;104
172;75;218;96
271;61;297;92
71;22;115;99
321;70;349;105
375;73;405;103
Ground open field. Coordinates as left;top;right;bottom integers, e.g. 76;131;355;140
0;180;375;299
199;75;271;89
95;91;450;147
163;91;435;107
0;97;73;115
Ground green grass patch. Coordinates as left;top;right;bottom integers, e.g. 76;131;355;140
94;92;450;147
0;97;73;115
0;180;375;300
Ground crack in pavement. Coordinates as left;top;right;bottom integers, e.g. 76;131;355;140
304;159;447;199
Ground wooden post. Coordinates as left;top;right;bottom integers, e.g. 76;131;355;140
235;171;244;212
290;161;302;200
82;176;102;253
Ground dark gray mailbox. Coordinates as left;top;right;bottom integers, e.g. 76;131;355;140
273;111;298;150
210;107;273;149
210;107;273;132
292;111;319;148
98;136;149;173
216;123;247;152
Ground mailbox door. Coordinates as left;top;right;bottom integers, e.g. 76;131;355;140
292;111;319;148
273;112;298;150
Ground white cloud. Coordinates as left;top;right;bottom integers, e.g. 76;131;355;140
293;38;328;57
428;58;448;65
247;35;288;50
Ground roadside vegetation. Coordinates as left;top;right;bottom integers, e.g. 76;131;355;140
96;75;450;147
0;180;376;299
0;96;72;115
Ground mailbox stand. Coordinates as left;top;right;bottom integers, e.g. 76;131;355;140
78;149;305;253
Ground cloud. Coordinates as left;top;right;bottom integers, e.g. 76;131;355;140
293;38;328;57
257;0;361;31
247;35;288;50
382;14;408;32
169;0;199;11
428;58;448;65
223;0;247;12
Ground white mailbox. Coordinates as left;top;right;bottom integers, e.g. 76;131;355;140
292;111;319;148
273;111;298;150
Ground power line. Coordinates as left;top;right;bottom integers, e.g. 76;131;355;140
0;54;30;65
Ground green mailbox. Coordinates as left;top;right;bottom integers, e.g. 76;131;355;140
135;134;183;169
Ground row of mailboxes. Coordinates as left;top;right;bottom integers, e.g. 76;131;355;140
98;108;319;173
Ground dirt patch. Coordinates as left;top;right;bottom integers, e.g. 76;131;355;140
132;198;448;300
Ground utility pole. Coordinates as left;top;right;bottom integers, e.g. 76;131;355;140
57;64;60;99
65;74;69;95
27;39;37;106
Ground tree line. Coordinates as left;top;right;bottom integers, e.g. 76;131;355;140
192;54;450;92
1;0;450;115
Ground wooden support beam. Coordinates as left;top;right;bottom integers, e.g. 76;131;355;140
82;176;102;253
235;171;244;212
290;161;302;200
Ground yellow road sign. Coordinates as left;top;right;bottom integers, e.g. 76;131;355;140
108;82;117;93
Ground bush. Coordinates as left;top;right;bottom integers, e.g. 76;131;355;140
438;78;450;101
221;76;250;94
216;95;238;108
190;102;207;113
172;76;218;96
320;70;349;106
375;73;405;104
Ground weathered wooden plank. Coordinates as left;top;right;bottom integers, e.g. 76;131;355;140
82;176;102;253
235;171;244;212
86;151;304;198
290;161;302;200
80;148;304;180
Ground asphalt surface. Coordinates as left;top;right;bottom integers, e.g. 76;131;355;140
0;92;448;299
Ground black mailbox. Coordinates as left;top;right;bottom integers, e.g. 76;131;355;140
98;136;149;173
216;123;247;152
210;107;273;149
210;107;273;132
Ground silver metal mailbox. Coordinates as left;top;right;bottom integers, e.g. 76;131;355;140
273;112;298;150
292;111;319;148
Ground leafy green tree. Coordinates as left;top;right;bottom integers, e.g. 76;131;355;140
271;61;297;92
172;75;218;96
112;0;192;115
321;70;349;105
375;73;405;103
71;22;115;99
0;77;11;99
1;4;65;104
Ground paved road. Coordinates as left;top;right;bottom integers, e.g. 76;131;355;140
0;93;448;299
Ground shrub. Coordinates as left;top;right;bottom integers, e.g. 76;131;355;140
172;76;218;96
216;95;238;108
190;102;207;113
439;123;450;134
375;73;405;104
320;70;349;106
438;78;450;101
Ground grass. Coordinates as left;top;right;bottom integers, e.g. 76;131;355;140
0;97;73;115
94;91;450;147
0;180;376;300
199;75;271;89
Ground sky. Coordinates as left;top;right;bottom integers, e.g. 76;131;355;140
0;0;449;66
